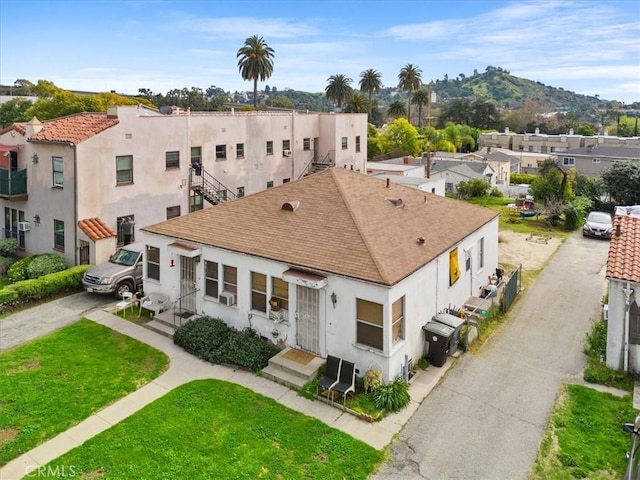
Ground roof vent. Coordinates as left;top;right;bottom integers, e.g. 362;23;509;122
417;237;426;245
281;200;300;211
385;197;404;208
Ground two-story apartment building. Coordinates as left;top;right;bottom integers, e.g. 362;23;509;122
0;105;367;266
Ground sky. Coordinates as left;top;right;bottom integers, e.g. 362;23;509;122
1;0;639;104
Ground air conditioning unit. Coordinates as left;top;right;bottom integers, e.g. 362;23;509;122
18;221;30;232
219;291;235;306
283;149;292;157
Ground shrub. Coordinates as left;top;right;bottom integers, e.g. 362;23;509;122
510;173;537;185
26;253;67;279
490;187;504;197
456;179;491;199
0;238;18;257
0;256;15;275
563;204;579;231
174;316;279;372
7;256;36;282
371;377;411;412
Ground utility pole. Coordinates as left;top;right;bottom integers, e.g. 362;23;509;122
426;81;435;179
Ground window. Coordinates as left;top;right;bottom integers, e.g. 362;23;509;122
630;301;640;345
563;157;575;166
266;141;273;155
165;151;179;169
392;297;404;343
216;144;226;160
283;178;290;184
356;299;383;350
251;272;267;312
223;265;237;294
147;246;160;281
267;181;274;188
478;237;485;269
191;146;201;165
272;277;289;310
166;205;180;219
355;136;361;153
116;155;133;184
237;186;245;198
236;143;244;158
341;137;348;149
117;215;135;245
303;138;310;151
53;219;64;251
204;261;218;298
282;139;291;155
52;157;63;187
592;158;600;163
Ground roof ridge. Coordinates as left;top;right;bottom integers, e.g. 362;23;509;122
330;168;392;284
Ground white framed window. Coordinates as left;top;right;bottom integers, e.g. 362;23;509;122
146;246;160;281
356;298;383;350
341;137;348;149
271;277;289;310
236;143;244;158
223;265;237;294
303;138;310;151
216;145;226;160
52;157;63;187
165;151;179;169
116;155;133;184
392;297;404;343
251;272;267;312
563;157;575;166
205;261;218;298
266;141;273;155
53;219;64;251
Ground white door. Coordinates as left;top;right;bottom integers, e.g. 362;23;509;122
296;285;319;354
180;256;197;313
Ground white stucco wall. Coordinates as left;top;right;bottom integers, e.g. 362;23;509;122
606;279;640;372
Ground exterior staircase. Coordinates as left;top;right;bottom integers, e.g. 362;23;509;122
191;167;237;206
144;309;198;339
262;348;325;390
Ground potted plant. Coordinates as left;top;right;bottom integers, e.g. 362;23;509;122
269;297;281;311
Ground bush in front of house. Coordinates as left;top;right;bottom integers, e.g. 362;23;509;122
174;316;279;372
371;377;411;412
0;256;15;275
26;253;67;279
7;256;36;282
0;265;91;310
0;238;18;257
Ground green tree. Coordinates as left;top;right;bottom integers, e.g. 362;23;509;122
411;89;429;127
344;93;368;113
359;69;383;117
367;123;382;160
386;100;406;119
456;179;491;199
601;162;640;205
398;64;422;124
236;35;275;108
576;123;597;136
437;98;472;126
379;118;421;157
270;95;295;109
325;74;353;110
0;97;32;128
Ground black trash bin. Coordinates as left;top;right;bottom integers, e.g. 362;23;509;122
433;313;465;355
422;322;455;367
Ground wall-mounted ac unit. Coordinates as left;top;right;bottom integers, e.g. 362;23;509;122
18;221;30;232
219;291;235;306
283;150;292;157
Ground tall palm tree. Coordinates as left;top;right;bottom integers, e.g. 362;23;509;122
344;92;368;113
387;100;406;119
411;89;429;127
398;64;422;124
236;35;275;108
359;69;382;116
325;74;353;110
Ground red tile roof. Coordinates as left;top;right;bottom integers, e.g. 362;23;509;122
78;217;116;241
606;214;640;283
143;168;500;286
29;113;118;144
0;123;26;136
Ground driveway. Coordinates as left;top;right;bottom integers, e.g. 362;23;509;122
0;292;112;351
373;233;611;479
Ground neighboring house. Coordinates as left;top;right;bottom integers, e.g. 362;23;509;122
606;205;640;373
141;168;500;382
0;105;367;266
557;145;640;178
429;158;495;194
369;174;446;197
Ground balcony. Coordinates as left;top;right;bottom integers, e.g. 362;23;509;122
0;169;28;200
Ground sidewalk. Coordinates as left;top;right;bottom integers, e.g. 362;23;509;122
1;308;454;480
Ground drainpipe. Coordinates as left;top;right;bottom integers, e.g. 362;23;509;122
623;282;634;372
72;143;78;265
291;110;295;179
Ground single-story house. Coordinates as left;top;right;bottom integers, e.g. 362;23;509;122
606;205;640;372
141;168;500;382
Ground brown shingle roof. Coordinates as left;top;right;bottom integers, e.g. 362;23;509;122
78;217;116;241
29;113;118;144
143;168;500;286
606;214;640;283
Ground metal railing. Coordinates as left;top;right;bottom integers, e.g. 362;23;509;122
191;167;237;205
171;288;199;327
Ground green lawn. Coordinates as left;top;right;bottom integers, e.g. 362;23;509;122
531;384;636;479
0;319;169;465
39;379;384;479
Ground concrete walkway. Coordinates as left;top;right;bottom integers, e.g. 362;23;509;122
1;308;454;480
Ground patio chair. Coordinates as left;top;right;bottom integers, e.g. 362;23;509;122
330;360;356;406
115;292;135;317
317;355;342;400
138;292;170;318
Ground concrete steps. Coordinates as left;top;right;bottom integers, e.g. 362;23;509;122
142;310;199;338
262;348;324;390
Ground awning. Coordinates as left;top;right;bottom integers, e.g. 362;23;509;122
168;242;201;258
0;144;19;153
282;269;327;289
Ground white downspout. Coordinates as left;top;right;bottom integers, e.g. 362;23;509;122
623;282;634;372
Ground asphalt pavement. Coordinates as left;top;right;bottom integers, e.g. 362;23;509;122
373;232;611;480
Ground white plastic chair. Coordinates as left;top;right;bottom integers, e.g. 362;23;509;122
116;292;135;317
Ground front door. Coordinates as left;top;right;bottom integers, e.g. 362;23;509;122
179;256;197;313
296;285;319;354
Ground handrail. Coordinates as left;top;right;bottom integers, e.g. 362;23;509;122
191;167;237;203
171;287;199;327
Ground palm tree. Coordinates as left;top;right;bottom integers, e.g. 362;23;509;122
344;93;369;113
398;64;422;124
236;35;275;108
387;100;406;119
325;74;353;110
411;89;429;127
359;69;382;116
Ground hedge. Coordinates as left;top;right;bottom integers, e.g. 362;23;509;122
0;265;92;311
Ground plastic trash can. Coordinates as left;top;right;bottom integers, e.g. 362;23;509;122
422;322;455;367
433;313;465;355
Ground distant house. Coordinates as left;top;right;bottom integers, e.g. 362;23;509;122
141;168;500;382
429;158;495;194
558;145;640;178
605;206;640;373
